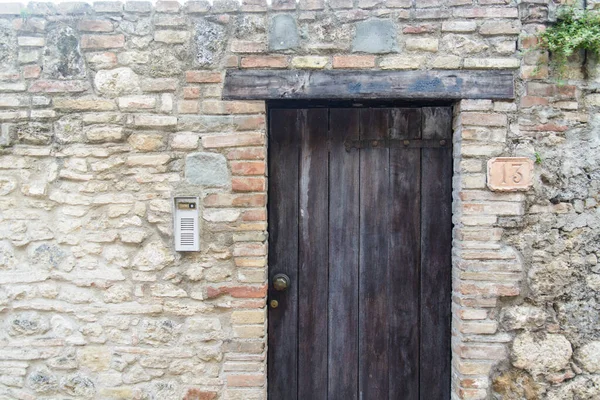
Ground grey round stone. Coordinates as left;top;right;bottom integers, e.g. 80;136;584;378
27;367;58;393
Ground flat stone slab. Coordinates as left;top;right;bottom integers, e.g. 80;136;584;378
269;14;299;51
185;152;230;187
352;18;398;54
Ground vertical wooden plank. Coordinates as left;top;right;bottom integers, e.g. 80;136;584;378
328;108;360;400
420;107;453;400
388;108;422;400
298;108;329;400
268;108;300;400
359;108;390;400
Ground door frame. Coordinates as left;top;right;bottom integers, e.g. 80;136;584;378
221;66;522;398
257;97;524;400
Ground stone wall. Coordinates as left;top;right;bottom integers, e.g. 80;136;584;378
0;0;598;399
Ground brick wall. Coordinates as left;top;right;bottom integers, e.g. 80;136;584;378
0;0;599;399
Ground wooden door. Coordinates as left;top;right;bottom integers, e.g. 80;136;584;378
268;106;452;400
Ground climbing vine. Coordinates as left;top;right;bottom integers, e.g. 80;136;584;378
538;7;600;78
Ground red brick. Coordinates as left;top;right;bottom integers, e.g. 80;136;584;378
241;56;288;69
185;71;222;83
461;112;507;127
459;282;520;296
140;78;178;92
459;388;488;399
231;161;266;176
226;374;265;387
242;209;266;221
77;19;113;32
458;344;507;360
202;133;264;148
29;80;89;93
227;147;265;160
520;96;548;108
232;177;266;192
333;55;376;69
204;193;266;207
521;65;548;80
80;34;125;49
530;123;568;132
231;40;267;53
402;24;437;34
223;55;239;68
527;82;576;98
235;194;266;207
519;35;539;49
183;389;217;400
178;100;199;114
183;86;201;99
23;65;41;79
234;115;265;131
414;8;450;19
453;7;519;18
206;284;267;299
202;100;264;115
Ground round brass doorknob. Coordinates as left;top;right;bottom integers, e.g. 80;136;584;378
272;273;290;292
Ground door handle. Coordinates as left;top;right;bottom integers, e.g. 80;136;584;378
272;273;290;292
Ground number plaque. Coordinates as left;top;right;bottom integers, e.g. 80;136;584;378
487;157;534;192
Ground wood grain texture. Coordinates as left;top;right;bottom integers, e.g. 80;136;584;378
298;108;329;399
268;108;300;400
358;108;390;399
420;107;453;400
223;70;515;100
328;108;360;400
388;108;421;400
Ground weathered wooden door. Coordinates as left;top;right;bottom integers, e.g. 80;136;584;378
268;106;452;400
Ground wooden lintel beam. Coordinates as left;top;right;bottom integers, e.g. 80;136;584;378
222;69;515;100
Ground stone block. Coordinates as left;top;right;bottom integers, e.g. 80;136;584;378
512;332;572;375
291;56;329;69
430;55;461;69
124;1;152;13
352;18;398;53
154;30;190;44
185;152;230;187
128;133;165;151
269;14;299;51
93;2;123;13
405;37;439;52
54;97;116;111
94;67;140;97
380;55;425;69
133;115;177;127
442;20;477;33
80;34;125;49
77;19;114;32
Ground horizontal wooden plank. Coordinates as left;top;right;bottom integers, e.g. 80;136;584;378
223;70;514;100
